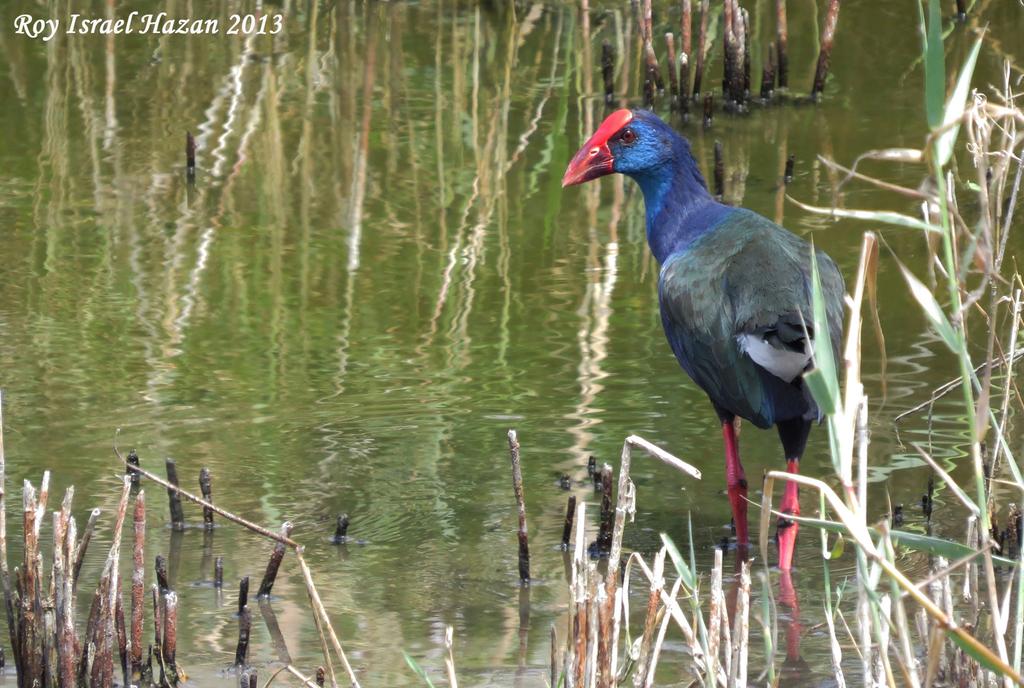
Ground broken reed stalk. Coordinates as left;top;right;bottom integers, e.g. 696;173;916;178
156;554;170;593
235;604;252;667
731;560;751;687
760;42;776;101
665;33;678;107
118;452;298;546
199;467;214;529
680;0;691;96
185;131;196;182
561;495;577;551
602;40;615;105
17;475;47;684
165;459;186;531
723;0;745;107
811;0;841;100
73;506;102;590
641;0;663;106
569;501;588;686
115;445;360;687
55;502;77;687
775;0;788;89
238;576;250;616
126;449;140;485
561;435;700;686
597;464;614;554
130;491;146;682
163;591;179;683
707;548;724;683
692;0;709;97
333;514;350;544
507;430;531;584
151;585;163;683
742;8;751;97
784;154;795;183
257;521;295;598
214;556;224;588
703;92;714;128
0;391;14;683
116;588;128;678
678;54;691;117
714;141;725;200
80;476;132;687
13;475;174;688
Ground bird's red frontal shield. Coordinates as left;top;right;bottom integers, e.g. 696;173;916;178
561;109;634;187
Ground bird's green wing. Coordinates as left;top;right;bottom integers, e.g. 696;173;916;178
658;210;845;427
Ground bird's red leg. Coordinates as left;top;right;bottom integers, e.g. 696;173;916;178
777;458;800;570
779;568;802;663
722;418;748;546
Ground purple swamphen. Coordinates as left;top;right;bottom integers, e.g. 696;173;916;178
562;109;845;569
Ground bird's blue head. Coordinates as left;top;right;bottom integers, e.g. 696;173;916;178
562;109;710;207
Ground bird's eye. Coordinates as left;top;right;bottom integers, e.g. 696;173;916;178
620;129;637;144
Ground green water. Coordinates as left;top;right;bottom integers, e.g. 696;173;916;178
0;0;1021;685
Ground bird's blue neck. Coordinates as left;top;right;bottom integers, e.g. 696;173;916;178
629;149;731;264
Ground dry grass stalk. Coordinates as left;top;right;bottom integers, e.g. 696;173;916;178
553;435;704;687
444;625;458;688
728;560;750;688
762;468;1023;681
285;664;323;687
644;578;679;688
707;548;723;681
632;548;664;686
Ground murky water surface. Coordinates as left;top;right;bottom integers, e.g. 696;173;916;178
0;1;1022;685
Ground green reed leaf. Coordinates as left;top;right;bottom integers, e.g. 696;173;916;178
923;0;945;129
661;533;696;591
935;35;983;167
805;249;840;415
897;261;960;352
403;652;437;688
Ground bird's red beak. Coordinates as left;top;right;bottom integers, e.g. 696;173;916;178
561;109;634;187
